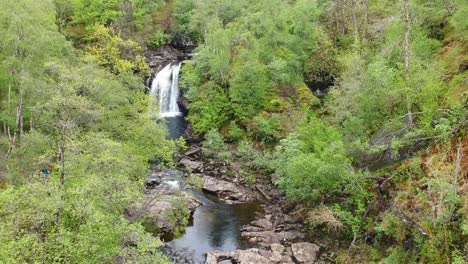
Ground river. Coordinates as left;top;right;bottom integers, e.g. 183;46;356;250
150;64;263;263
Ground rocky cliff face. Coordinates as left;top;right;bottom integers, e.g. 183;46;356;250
146;39;195;72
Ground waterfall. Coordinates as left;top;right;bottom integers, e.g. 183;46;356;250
150;62;182;117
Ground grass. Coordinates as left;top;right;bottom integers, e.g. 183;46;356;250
186;174;203;189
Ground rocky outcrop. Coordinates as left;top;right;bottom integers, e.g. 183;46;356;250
203;195;320;263
180;158;203;172
205;242;319;264
147;46;188;71
202;176;255;203
206;249;271;264
143;187;200;232
240;205;308;248
127;169;202;233
170;144;321;264
291;242;320;263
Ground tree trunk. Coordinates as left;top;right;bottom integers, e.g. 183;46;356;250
8;69;13;116
6;125;15;156
16;94;24;140
404;0;413;128
30;108;34;131
363;0;369;38
55;125;67;254
352;0;359;44
454;142;462;194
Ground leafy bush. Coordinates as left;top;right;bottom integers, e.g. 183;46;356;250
250;114;282;144
187;83;231;134
227;121;245;141
203;129;231;160
148;30;172;50
236;140;273;171
165;198;190;238
273;114;353;203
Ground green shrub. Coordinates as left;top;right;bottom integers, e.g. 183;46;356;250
228;121;245;141
165;198;190;239
273;114;353;203
203;129;231;160
250;114;281;144
236;140;273;171
148;30;172;50
186;175;203;189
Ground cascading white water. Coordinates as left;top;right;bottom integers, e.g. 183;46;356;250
150;62;182;117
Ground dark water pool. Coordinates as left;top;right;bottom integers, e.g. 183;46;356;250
165;115;188;140
163;197;262;263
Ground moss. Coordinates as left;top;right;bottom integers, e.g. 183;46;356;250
265;97;288;112
296;82;320;109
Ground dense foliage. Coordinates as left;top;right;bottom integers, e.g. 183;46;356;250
1;0;466;263
176;0;467;262
0;0;174;262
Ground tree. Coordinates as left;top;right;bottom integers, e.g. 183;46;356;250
274;114;354;203
85;25;150;75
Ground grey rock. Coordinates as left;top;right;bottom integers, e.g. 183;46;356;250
251;219;274;230
291;242;320;263
180;158;203;172
202;176;253;202
270;243;285;254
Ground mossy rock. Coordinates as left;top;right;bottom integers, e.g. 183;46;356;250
296;82;321;108
186;174;203;189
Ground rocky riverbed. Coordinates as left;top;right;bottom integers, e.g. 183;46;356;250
132;140;326;264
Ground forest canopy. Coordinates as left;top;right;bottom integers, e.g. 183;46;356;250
0;0;466;263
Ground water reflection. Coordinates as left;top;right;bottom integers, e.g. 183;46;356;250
166;201;262;263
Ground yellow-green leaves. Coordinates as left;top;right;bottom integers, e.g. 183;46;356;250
85;25;150;75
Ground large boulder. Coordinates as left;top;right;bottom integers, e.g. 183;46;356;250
205;249;272;264
143;189;201;232
180;158;203;172
233;249;271;264
251;219;274;230
291;242;320;263
202;176;254;203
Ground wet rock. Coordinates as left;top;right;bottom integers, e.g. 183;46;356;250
159;244;195;264
147;46;188;70
180;158;203;172
146;176;162;188
291;242;320;263
178;96;190;116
